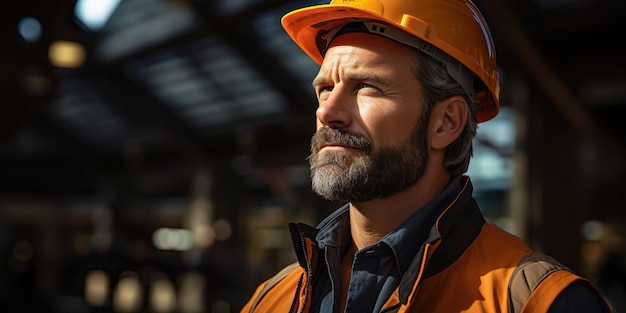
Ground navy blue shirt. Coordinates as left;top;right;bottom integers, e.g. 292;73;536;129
309;177;463;313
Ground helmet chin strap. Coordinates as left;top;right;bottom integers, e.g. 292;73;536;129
318;20;478;101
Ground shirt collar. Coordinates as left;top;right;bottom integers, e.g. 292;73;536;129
315;203;351;252
382;176;463;273
312;176;464;272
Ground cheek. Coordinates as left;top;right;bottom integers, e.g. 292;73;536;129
359;103;421;146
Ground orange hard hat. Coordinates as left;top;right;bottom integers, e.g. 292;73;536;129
281;0;501;122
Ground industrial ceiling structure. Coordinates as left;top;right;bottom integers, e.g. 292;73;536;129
1;0;625;197
3;0;324;197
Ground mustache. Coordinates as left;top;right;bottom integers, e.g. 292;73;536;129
310;127;372;154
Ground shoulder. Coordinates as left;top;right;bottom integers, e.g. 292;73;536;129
509;251;611;313
480;223;532;252
457;223;531;267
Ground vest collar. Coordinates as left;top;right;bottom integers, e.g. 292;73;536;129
289;176;486;306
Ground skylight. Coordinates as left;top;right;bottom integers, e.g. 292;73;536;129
74;0;122;31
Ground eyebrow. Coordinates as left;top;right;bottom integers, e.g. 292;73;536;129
311;76;329;88
311;72;392;88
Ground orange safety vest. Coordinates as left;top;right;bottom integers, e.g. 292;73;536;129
242;177;606;313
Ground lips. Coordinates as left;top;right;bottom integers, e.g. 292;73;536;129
319;142;357;150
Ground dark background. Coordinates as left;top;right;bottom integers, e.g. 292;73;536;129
1;0;625;312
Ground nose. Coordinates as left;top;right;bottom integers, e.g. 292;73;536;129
315;88;352;129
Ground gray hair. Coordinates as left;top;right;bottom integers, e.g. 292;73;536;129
411;51;478;177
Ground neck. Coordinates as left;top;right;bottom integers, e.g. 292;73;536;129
348;166;451;250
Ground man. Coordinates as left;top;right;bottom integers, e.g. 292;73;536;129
242;0;611;312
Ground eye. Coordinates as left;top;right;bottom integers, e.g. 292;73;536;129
356;83;379;95
319;85;333;92
316;85;333;98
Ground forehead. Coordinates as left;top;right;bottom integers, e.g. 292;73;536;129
318;32;416;75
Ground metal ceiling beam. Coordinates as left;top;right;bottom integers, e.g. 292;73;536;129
75;3;315;156
83;71;216;162
476;0;596;135
195;2;318;116
477;0;626;161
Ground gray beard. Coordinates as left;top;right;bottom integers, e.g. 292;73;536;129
309;119;428;203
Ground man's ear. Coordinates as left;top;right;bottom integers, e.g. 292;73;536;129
429;95;469;150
